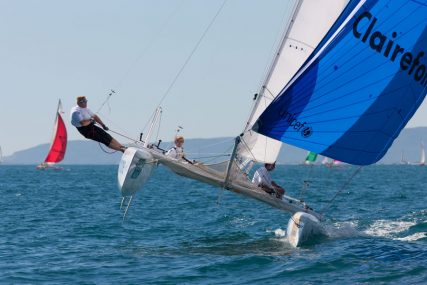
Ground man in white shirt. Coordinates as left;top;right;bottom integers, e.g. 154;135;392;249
70;96;125;152
252;162;285;199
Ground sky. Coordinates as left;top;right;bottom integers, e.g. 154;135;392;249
1;0;426;156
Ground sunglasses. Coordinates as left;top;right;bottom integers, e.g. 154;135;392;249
79;100;87;103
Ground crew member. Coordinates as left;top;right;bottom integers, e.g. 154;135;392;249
70;96;125;152
252;162;285;199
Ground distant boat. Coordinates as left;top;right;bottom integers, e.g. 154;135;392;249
400;142;425;166
0;146;3;164
400;150;409;165
304;151;318;165
37;100;67;170
419;141;425;166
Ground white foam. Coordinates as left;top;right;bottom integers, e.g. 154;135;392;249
273;228;286;238
324;221;360;238
364;220;416;238
395;232;426;241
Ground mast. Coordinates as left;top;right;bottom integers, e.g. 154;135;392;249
243;1;302;131
237;0;351;164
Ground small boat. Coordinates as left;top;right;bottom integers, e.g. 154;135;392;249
37;100;67;170
419;141;425;166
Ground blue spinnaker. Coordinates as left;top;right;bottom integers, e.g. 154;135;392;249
254;0;427;165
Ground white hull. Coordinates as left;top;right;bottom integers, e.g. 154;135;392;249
118;145;322;220
118;147;155;197
287;212;325;247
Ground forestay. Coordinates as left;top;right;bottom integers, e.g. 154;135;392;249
254;0;427;165
238;0;350;164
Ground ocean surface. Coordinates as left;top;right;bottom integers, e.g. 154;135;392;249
1;164;426;284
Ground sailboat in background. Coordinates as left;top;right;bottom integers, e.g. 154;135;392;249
400;150;409;165
37;100;67;170
419;141;425;166
0;146;3;164
304;151;318;165
117;0;426;247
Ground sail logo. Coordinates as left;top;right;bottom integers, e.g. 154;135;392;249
279;110;313;138
352;11;427;87
131;159;145;179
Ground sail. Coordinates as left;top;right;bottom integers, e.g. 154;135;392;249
237;0;350;163
254;0;427;165
0;146;2;164
420;141;425;165
44;100;67;164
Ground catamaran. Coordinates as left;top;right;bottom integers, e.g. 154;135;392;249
117;0;427;247
37;100;67;170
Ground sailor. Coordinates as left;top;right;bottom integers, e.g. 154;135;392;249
70;96;126;153
252;162;285;199
166;135;193;163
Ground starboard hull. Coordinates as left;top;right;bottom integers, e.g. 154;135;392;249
287;212;325;247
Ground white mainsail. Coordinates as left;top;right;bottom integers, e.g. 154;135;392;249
420;141;425;166
238;0;349;164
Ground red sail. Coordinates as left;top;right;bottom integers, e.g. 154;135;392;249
44;112;67;164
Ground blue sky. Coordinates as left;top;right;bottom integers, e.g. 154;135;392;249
1;0;426;156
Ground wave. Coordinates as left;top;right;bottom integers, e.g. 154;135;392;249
364;218;426;242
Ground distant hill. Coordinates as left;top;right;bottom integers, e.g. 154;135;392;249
3;127;427;165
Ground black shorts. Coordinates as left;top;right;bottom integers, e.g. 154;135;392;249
77;123;113;146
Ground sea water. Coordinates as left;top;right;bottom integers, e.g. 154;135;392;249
0;165;426;284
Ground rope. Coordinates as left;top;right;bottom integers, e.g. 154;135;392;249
95;89;115;114
108;128;140;143
320;166;363;216
189;153;230;160
299;163;314;199
98;142;117;154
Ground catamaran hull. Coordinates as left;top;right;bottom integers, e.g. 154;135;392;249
118;147;155;197
287;212;324;247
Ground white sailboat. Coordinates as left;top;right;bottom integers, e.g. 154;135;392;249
419;141;425;166
117;0;427;247
0;146;3;164
118;0;349;244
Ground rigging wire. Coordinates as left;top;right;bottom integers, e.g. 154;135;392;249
298;163;314;199
112;0;186;93
92;1;185;138
320;165;363;217
155;0;228;108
